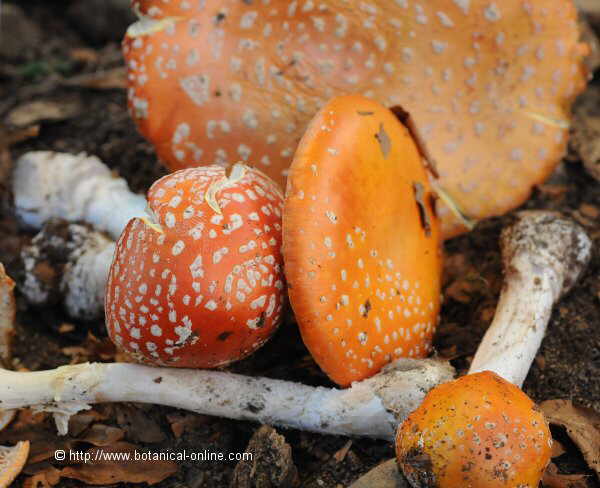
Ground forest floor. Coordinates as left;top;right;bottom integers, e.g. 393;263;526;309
0;1;598;487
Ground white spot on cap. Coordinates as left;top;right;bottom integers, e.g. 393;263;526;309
484;3;501;21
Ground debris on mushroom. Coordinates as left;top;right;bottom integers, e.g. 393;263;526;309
105;163;286;368
396;211;591;488
20;220;115;320
0;357;453;438
284;95;442;386
13;151;147;239
124;0;588;237
0;441;30;488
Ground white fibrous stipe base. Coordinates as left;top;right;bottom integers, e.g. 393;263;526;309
13;151;147;239
0;359;454;439
469;211;591;387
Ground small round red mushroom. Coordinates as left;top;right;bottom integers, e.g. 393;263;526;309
105;163;285;368
284;95;442;387
396;371;552;488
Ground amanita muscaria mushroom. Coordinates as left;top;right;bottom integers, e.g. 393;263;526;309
284;95;442;387
124;0;588;237
396;212;591;488
105;163;285;367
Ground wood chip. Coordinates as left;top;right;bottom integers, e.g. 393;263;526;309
349;459;409;488
333;440;353;463
6;99;82;127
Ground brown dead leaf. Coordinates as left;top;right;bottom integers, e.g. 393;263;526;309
60;442;178;485
552;440;566;458
61;67;126;90
165;412;210;439
69;48;99;64
115;405;166;444
80;424;124;447
23;463;61;488
68;411;107;437
543;462;588;488
333;440;353;463
6;99;82;127
541;399;600;477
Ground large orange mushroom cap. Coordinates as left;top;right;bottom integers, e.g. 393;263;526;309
124;0;588;238
284;95;442;387
105;164;285;368
396;371;552;488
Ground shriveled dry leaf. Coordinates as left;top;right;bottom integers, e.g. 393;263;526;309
61;67;126;90
80;424;124;446
115;405;166;444
165;412;210;439
23;462;61;488
68;411;107;437
349;459;409;488
541;399;600;477
60;442;177;485
333;440;353;463
543;462;588;488
0;263;16;363
6;99;82;127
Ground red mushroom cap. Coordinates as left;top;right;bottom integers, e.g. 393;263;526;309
124;0;588;238
396;371;552;488
284;95;442;387
105;163;285;367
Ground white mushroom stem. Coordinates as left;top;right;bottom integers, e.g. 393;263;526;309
20;221;115;319
0;358;454;440
13;151;147;240
469;211;591;387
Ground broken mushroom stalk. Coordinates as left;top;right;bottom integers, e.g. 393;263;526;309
396;211;592;488
0;358;453;439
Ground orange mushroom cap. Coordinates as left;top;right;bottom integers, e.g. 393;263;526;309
283;95;442;387
105;164;285;368
396;371;552;488
124;0;588;238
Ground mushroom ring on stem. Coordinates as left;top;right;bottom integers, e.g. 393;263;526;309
396;211;592;488
0;358;454;439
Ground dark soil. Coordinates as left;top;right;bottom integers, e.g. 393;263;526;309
1;1;599;487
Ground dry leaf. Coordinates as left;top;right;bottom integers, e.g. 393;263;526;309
0;263;16;363
542;462;588;488
333;440;353;463
541;399;600;477
60;442;177;485
61;67;126;90
68;411;106;437
80;424;124;446
6;99;82;127
115;404;166;444
165;412;210;438
23;463;61;488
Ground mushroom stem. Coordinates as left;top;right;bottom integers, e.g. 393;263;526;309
468;211;591;387
20;221;115;319
13;151;147;239
0;358;453;439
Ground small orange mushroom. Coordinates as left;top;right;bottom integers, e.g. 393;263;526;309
396;372;552;488
124;0;588;238
283;95;442;387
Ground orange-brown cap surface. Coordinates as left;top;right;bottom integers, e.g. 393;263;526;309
105;164;285;368
396;371;552;488
283;95;442;387
124;0;588;238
